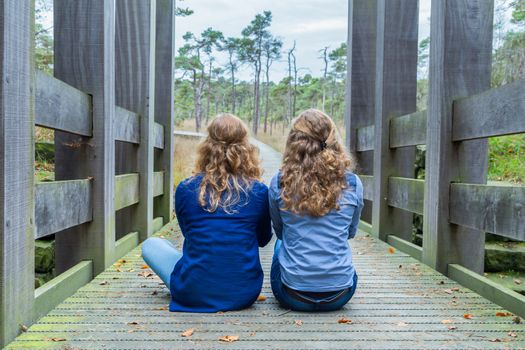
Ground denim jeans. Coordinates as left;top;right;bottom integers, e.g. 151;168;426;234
270;239;358;312
141;237;183;289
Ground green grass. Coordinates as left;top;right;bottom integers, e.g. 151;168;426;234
488;134;525;184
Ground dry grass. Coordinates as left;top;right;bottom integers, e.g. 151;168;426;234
173;136;201;187
36;126;54;142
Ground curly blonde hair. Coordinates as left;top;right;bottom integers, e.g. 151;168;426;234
194;113;262;213
280;109;355;217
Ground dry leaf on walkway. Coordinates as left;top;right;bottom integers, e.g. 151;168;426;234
489;338;502;342
496;312;513;317
388;247;395;254
156;306;168;311
181;328;194;337
294;320;303;326
338;317;352;324
151;290;158;296
257;295;267;301
463;314;474;319
44;337;66;342
441;319;453;324
219;335;239;342
138;270;153;278
514;279;522;285
141;264;149;269
99;281;109;286
127;321;139;325
508;331;518;338
397;322;408;327
448;326;457;330
513;316;522;324
118;259;127;264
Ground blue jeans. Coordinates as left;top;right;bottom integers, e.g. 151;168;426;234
141;237;183;289
271;240;358;312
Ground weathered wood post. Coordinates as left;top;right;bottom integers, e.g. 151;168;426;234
423;0;493;274
154;0;175;224
115;0;156;241
371;0;418;241
345;0;377;223
0;1;35;345
54;0;116;274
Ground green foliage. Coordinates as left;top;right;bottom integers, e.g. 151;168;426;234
488;135;525;183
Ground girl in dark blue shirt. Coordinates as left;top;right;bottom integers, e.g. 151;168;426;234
142;114;272;312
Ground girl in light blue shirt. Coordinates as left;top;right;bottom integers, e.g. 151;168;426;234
269;109;363;312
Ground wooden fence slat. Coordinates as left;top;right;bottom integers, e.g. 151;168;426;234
453;78;525;141
346;0;377;223
356;125;374;152
35;70;92;136
372;0;418;242
387;177;424;215
0;1;34;345
115;0;156;240
423;0;494;275
153;171;164;197
114;107;140;144
54;0;116;274
360;175;374;201
153;122;164;149
449;183;525;241
389;110;426;148
114;232;139;261
115;174;140;211
35;180;93;239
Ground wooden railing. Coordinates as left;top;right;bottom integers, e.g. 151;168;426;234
0;0;175;345
346;0;525;317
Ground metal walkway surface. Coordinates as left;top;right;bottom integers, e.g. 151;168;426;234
8;141;525;349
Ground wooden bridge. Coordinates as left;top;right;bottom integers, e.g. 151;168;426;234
1;0;525;349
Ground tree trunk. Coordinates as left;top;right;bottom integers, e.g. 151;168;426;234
263;58;270;133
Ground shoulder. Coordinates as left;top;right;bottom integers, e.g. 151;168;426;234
343;171;364;205
250;180;268;195
269;172;281;195
176;174;202;194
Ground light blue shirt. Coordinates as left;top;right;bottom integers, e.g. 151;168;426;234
269;171;364;292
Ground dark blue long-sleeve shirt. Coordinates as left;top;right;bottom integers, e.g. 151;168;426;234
170;174;272;312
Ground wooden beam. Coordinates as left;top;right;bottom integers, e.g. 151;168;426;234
153;122;164;149
355;125;374;152
114;106;140;144
0;1;35;345
35;71;92;136
387;177;424;215
114;232;139;261
453;79;525;141
387;235;422;261
115;0;156;241
346;0;377;222
54;0;116;274
33;261;92;322
372;0;418;242
35;180;93;239
449;183;525;241
115;174;140;211
360;175;374;201
153;171;164;197
389;110;426;148
423;0;493;275
152;217;164;233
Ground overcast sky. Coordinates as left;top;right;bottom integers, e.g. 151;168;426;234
176;0;431;82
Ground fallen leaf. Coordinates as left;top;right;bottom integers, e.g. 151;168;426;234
138;270;153;278
218;335;239;343
112;277;119;280
181;328;194;337
448;326;457;330
118;259;127;264
514;279;522;285
115;268;122;273
451;287;460;292
496;312;513;317
513;316;522;324
257;295;267;301
156;306;168;311
99;281;109;286
127;321;139;325
338;317;352;324
398;265;402;269
437;280;445;285
441;319;453;324
141;264;149;269
140;284;147;288
463;314;474;319
44;337;66;342
489;338;502;343
20;324;28;332
294;320;303;326
127;268;135;272
444;289;453;294
388;247;395;254
151;290;158;296
397;322;408;327
508;331;518;338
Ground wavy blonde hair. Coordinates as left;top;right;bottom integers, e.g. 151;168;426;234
194;113;262;213
280;109;355;217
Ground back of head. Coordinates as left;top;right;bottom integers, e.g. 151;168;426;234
281;109;354;216
195;113;262;213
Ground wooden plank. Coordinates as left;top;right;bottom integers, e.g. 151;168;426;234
152;217;164;233
449;183;525;241
358;220;373;234
173;130;206;138
449;264;525;318
114;232;139;261
153;171;164;197
360;175;374;201
346;0;377;223
54;0;116;276
453;79;525;141
35;70;92;136
372;0;418;242
387;177;424;215
355;125;374;152
153;122;164;149
423;0;493;275
389;110;426;148
35;180;93;239
115;0;156;241
33;261;93;322
114;106;140;144
387;235;422;261
0;1;35;345
115;174;139;211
